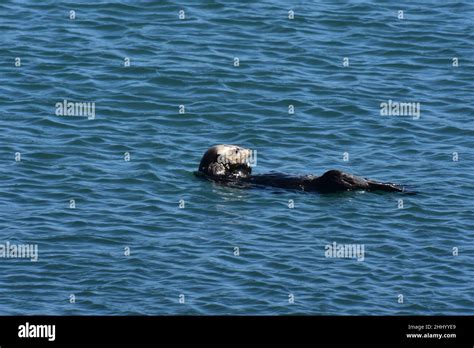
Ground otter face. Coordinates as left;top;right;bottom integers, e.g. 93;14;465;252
198;144;253;179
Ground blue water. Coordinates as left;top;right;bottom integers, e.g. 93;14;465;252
0;0;473;315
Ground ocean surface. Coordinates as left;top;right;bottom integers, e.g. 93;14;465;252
0;0;473;315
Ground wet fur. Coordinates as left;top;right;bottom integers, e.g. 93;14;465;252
196;145;408;194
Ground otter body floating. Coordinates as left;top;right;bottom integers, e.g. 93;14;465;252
195;145;408;194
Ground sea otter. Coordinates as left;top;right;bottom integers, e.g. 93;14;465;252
194;144;407;193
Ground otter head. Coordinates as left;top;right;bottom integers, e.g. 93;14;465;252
198;144;253;179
